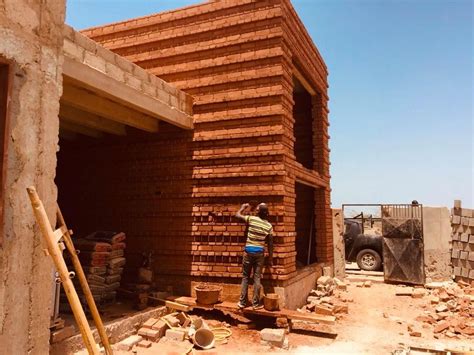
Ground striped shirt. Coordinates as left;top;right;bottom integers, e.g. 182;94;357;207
244;215;273;253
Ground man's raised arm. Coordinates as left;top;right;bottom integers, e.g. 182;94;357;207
235;203;250;222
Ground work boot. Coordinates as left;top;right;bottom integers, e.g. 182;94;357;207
252;304;264;310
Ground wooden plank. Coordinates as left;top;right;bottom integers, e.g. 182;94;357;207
284;310;336;325
61;83;159;133
63;57;193;130
165;300;190;312
60;105;127;136
290;320;337;338
171;296;335;325
293;66;316;95
60;120;103;138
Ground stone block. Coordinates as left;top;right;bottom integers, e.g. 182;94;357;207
165;328;186;341
469;269;474;279
461;217;470;226
454;200;462;209
470;218;474;227
460;251;469;260
469;235;474;244
116;335;142;351
260;328;285;347
461;233;469;242
461;209;473;217
461;267;469;278
453;266;461;276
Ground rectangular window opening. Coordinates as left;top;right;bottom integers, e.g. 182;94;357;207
292;76;314;170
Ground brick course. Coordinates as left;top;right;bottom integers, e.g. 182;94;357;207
59;0;332;293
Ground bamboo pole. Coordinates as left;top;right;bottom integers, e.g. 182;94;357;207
57;207;113;355
26;187;99;355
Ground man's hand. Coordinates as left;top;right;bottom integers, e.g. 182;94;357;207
235;203;250;222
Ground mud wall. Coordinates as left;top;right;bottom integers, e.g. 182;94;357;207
422;207;452;282
0;1;65;353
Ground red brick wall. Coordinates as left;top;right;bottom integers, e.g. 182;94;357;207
76;0;332;290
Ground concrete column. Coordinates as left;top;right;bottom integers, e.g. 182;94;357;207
0;1;66;353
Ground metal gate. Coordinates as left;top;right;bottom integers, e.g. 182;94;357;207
381;204;425;285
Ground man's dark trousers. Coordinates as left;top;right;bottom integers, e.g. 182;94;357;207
239;251;264;306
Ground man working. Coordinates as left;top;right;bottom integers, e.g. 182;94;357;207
235;202;273;309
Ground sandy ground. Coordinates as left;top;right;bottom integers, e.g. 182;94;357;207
75;281;474;355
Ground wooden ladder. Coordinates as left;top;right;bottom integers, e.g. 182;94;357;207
27;186;113;355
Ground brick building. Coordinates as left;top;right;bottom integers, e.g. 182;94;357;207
59;0;332;306
0;1;330;351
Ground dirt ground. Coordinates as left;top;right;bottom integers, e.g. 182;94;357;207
75;280;474;355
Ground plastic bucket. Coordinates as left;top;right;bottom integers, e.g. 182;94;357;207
263;293;280;311
192;328;215;349
194;285;222;305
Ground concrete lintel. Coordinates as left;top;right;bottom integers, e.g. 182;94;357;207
62;56;193;130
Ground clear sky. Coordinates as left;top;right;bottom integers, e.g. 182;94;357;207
66;0;473;208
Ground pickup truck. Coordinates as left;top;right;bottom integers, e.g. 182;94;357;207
344;219;383;271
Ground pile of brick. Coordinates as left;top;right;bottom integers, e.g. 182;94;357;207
61;231;126;310
450;200;474;282
299;276;350;317
411;282;474;339
116;312;226;351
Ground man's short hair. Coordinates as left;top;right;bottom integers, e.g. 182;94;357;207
258;203;269;219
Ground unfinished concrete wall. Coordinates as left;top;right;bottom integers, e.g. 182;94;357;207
82;0;331;294
332;209;345;279
422;207;452;282
0;1;65;353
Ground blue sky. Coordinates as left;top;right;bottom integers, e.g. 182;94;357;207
66;0;473;208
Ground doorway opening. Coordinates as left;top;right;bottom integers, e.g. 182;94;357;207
295;182;317;268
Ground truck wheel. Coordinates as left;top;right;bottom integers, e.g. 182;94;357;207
356;249;382;271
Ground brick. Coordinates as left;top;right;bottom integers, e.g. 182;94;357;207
162;315;180;327
434;321;450;333
116;335;142;351
137;340;152;348
142;318;158;329
452;215;461;225
165;328;186;341
151;319;168;336
260;328;285;347
138;328;161;342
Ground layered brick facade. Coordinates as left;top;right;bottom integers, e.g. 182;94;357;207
64;0;332;295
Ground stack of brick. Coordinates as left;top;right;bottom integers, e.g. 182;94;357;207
450;200;474;282
60;231;126;311
86;231;127;302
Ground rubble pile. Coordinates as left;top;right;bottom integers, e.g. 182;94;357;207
405;282;474;339
298;276;351;317
116;312;231;352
